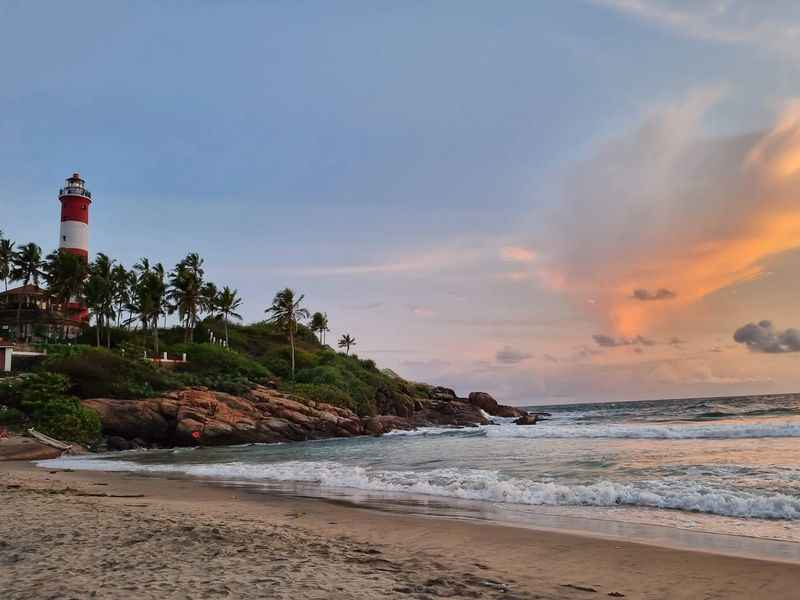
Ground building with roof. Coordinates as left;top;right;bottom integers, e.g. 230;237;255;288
0;173;93;343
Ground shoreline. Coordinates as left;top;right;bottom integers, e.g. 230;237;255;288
2;461;799;599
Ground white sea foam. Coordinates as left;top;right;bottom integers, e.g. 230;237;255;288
38;457;800;520
482;421;800;440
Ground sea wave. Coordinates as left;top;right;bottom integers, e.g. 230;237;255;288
481;421;800;440
38;457;800;520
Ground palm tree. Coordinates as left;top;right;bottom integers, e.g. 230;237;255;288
200;282;219;318
44;250;89;339
309;312;326;343
11;242;43;341
216;286;242;347
127;268;167;354
265;288;309;379
0;234;14;292
338;333;356;356
111;264;131;327
321;312;330;345
169;254;204;343
84;272;107;347
90;253;116;348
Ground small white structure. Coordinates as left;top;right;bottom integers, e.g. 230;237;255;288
0;345;12;372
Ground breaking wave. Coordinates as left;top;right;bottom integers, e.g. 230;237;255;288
481;421;800;440
38;457;800;520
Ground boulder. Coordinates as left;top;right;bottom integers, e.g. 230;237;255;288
83;386;369;448
413;399;489;427
430;386;458;401
467;392;527;418
514;414;538;426
106;435;134;451
82;383;497;450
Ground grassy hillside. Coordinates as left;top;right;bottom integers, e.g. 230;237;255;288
47;319;434;417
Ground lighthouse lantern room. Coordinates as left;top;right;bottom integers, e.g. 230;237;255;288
58;172;92;260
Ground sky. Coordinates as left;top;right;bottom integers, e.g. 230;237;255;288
4;1;800;404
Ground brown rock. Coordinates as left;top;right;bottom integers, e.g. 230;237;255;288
431;386;458;401
514;413;538;426
467;392;527;418
83;383;501;449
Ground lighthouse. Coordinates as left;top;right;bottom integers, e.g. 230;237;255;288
58;172;91;260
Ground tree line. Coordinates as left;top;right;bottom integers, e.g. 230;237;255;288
0;231;357;378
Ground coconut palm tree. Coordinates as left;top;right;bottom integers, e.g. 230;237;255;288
84;271;107;347
169;254;204;342
321;312;330;345
90;253;116;347
44;250;89;339
216;286;242;347
309;312;326;343
265;288;309;379
200;281;219;318
10;242;43;341
338;333;356;356
127;268;167;354
0;234;14;292
111;264;132;328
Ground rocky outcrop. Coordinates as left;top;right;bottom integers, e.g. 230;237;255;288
83;385;489;448
412;399;488;427
430;386;458;402
84;386;367;447
514;413;539;426
467;392;528;418
0;435;63;461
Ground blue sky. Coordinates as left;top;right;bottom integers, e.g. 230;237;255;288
5;1;800;403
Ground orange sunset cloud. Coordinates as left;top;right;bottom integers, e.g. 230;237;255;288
539;93;800;337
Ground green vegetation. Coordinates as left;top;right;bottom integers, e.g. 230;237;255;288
0;229;434;432
0;373;101;445
43;346;181;399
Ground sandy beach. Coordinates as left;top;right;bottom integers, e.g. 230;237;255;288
0;461;798;599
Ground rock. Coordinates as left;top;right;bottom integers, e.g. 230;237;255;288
514;413;538;426
362;417;385;436
83;386;370;448
83;383;497;449
83;398;170;443
0;435;63;461
106;435;133;451
467;392;527;418
412;399;489;427
375;388;415;417
430;386;458;401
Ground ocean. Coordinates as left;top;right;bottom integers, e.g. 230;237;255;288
41;394;800;556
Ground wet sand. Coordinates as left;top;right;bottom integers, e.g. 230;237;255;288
1;461;799;599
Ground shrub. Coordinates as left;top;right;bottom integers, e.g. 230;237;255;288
44;347;181;399
286;383;372;414
0;373;101;445
0;406;25;427
172;343;270;393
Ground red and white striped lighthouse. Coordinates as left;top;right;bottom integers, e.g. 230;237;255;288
58;172;91;260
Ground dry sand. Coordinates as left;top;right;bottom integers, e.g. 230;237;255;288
1;461;799;599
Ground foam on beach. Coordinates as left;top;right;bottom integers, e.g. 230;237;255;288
39;456;800;520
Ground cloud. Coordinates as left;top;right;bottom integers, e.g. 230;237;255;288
650;360;770;386
409;305;436;318
496;346;532;365
631;288;676;301
668;337;686;346
537;89;800;336
593;334;655;347
592;0;800;59
733;320;800;353
500;246;537;263
401;358;451;370
341;301;383;310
